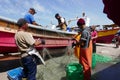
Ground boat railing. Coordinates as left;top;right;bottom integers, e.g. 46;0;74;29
28;24;77;35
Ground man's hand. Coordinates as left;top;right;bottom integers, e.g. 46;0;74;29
56;25;59;27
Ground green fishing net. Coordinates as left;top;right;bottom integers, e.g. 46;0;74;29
92;53;113;69
94;53;112;63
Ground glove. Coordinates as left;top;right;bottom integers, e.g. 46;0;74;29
41;39;45;45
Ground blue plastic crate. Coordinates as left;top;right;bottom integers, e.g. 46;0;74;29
7;67;24;80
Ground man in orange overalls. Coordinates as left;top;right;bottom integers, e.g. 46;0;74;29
77;18;92;80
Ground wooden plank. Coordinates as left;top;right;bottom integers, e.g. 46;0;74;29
0;55;20;61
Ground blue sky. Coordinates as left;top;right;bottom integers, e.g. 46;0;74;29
0;0;114;27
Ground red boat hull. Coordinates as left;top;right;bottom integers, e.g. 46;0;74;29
0;31;73;54
96;35;114;43
96;28;119;43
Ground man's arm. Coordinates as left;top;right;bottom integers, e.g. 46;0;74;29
29;14;40;26
79;31;88;47
92;31;98;39
32;21;39;26
24;33;45;46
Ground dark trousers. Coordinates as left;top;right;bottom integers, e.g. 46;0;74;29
92;43;96;53
21;55;37;80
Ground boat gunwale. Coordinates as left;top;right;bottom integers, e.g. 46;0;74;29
0;16;77;35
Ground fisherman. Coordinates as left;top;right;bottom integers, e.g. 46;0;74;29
24;8;39;25
82;12;90;27
77;18;92;80
91;25;98;53
15;18;45;80
55;13;67;31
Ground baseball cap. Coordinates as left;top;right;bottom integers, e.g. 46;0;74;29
77;18;85;26
17;18;27;27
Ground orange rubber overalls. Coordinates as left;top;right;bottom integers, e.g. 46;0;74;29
73;33;81;59
79;29;92;80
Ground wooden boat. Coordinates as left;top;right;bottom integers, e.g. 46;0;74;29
96;24;120;43
71;24;119;43
0;16;119;55
0;16;76;55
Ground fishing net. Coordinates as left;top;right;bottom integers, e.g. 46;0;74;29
36;46;79;80
35;27;82;80
95;53;112;63
92;53;113;69
36;29;115;80
36;47;114;80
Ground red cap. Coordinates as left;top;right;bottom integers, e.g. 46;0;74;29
77;18;85;26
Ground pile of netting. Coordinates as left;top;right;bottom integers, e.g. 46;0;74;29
36;46;79;80
36;48;114;80
92;53;113;69
92;53;112;63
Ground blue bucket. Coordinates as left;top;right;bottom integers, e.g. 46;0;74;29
7;67;24;80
